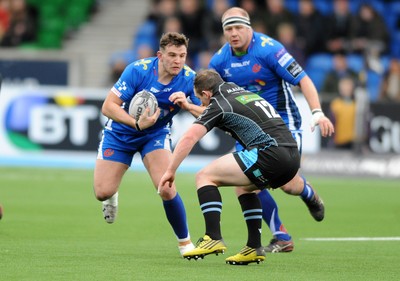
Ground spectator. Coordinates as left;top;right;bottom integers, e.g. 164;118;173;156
276;22;306;67
0;0;37;47
294;0;327;57
261;0;294;39
238;0;267;34
349;3;390;56
177;0;207;64
202;0;231;52
161;15;182;34
379;58;400;102
324;0;353;54
0;0;10;42
330;75;356;149
147;0;178;39
322;53;359;95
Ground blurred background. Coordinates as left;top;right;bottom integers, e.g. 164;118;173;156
0;0;399;178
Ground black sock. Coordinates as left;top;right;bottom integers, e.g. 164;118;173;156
238;193;263;248
197;185;222;240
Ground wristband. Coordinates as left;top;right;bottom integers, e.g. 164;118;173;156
136;122;142;131
312;109;323;114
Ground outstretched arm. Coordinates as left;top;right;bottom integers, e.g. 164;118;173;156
298;76;335;137
159;124;208;189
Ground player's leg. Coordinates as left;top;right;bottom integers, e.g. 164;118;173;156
142;142;194;256
184;153;264;264
280;173;325;221
93;158;128;223
280;131;325;221
94;130;133;224
233;142;293;253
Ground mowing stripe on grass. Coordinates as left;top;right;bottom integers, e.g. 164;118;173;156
301;237;400;241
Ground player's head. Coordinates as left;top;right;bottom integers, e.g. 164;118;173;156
157;32;189;76
194;70;224;105
221;7;253;53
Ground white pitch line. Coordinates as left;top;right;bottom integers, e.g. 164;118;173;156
301;237;400;241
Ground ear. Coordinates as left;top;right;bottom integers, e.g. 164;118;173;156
156;51;162;59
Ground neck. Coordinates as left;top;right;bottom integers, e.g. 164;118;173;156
157;60;174;84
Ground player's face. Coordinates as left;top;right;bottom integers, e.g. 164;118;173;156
223;25;251;52
159;44;187;76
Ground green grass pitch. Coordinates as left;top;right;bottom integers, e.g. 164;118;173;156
0;167;399;281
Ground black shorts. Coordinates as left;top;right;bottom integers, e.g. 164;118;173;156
233;146;300;189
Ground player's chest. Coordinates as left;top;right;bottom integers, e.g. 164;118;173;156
220;57;274;85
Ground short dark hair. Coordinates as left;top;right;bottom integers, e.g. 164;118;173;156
159;32;189;51
194;69;224;94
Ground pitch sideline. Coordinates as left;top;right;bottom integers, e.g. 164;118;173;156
301;237;400;241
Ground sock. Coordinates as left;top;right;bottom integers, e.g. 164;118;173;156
257;189;291;241
300;176;315;201
163;193;190;241
238;193;263;248
197;185;222;240
103;192;118;206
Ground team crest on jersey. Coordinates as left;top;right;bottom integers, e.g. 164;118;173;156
252;64;261;73
134;59;152;70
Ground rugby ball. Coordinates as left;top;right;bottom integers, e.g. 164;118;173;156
128;90;158;120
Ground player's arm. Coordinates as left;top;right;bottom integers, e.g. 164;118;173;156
102;90;159;130
159;124;207;188
298;76;334;137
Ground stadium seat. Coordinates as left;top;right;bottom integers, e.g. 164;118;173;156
346;54;365;73
366;70;383;102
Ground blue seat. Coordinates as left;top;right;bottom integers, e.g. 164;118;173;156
346;54;365;73
366;70;383;102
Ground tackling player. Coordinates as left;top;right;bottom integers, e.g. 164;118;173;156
209;7;334;253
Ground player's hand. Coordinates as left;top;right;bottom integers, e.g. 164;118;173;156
169;91;190;110
158;171;175;194
310;109;334;137
136;107;160;130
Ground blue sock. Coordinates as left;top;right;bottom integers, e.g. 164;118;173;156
257;189;291;241
300;176;315;201
163;193;189;241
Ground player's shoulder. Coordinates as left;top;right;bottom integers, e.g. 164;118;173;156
181;64;196;79
252;32;284;54
129;57;156;73
210;43;231;64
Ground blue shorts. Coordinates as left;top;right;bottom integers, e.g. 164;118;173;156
97;128;172;166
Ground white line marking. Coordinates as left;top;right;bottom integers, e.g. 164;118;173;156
301;237;400;241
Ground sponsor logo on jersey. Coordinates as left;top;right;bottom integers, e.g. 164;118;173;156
231;60;250;68
236;94;263;105
252;64;261;73
286;61;303;78
150;87;159;93
275;48;286;59
278;53;292;67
